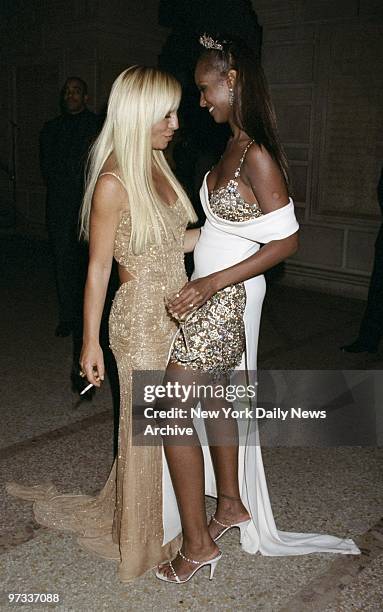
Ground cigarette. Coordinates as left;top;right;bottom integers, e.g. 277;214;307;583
80;383;94;395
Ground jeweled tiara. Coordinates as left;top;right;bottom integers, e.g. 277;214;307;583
199;33;224;51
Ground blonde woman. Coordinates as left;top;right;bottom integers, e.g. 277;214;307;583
7;66;198;580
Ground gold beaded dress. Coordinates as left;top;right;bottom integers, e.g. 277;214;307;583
7;172;189;580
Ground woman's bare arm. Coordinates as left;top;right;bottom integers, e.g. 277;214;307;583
80;175;126;385
184;228;201;253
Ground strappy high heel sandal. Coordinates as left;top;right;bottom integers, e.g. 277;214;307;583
155;548;222;583
210;514;251;542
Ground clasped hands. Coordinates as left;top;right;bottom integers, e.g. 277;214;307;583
167;275;217;319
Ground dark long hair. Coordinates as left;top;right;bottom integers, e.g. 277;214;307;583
198;35;289;185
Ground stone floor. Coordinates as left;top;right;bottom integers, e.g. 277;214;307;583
0;235;382;611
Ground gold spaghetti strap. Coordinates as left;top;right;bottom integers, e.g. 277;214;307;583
234;139;254;179
99;171;125;186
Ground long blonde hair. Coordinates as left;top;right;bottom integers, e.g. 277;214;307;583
80;66;197;253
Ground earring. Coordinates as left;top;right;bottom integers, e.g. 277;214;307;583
228;87;234;106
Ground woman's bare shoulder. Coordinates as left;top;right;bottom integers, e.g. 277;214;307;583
242;144;289;213
243;143;278;173
93;171;128;215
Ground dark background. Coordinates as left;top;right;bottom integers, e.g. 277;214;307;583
0;0;382;300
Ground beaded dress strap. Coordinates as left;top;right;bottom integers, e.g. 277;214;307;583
233;140;254;179
99;171;125;186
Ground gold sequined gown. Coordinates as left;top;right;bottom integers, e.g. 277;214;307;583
6;176;189;580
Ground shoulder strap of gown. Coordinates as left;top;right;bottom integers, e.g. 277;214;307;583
234;140;254;179
98;171;125;187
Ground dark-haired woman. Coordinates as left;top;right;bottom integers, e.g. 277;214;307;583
156;35;359;583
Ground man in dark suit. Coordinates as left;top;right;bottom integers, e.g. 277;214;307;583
341;168;383;353
40;77;100;337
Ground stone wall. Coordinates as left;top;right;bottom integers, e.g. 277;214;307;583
254;0;383;297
